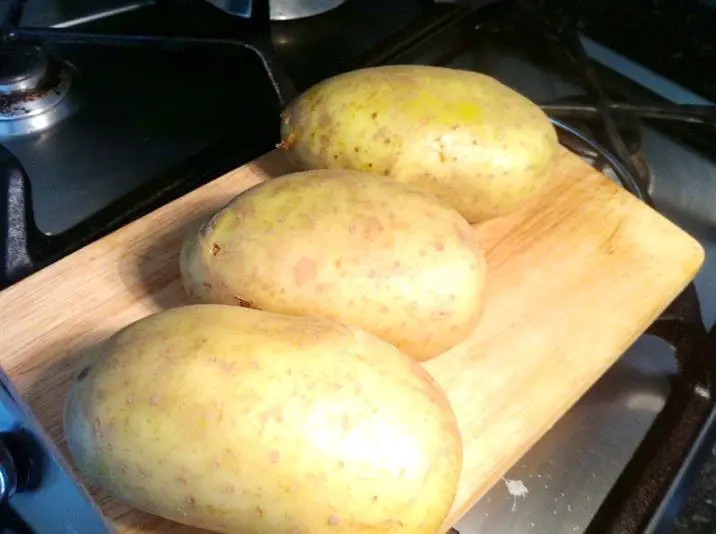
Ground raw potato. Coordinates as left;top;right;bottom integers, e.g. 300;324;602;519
180;169;487;361
63;305;463;534
279;65;560;223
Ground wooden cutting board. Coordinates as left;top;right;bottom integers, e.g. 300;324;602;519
0;147;704;533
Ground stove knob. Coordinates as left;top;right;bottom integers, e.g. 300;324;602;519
0;432;35;504
0;437;19;503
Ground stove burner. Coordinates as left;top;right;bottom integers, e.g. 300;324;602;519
0;44;49;94
549;95;652;191
0;43;75;139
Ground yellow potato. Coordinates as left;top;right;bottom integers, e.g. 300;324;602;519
63;305;462;534
180;169;487;361
279;65;559;223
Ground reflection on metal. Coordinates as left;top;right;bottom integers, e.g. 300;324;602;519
205;0;349;20
51;2;154;28
0;43;76;139
579;36;713;106
453;337;675;534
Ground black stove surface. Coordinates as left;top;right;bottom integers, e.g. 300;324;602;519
3;0;715;289
579;0;716;103
4;42;278;236
0;0;450;288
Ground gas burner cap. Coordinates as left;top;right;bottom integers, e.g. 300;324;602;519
0;43;75;139
0;44;49;94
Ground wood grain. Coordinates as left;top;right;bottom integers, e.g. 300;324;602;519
0;147;704;533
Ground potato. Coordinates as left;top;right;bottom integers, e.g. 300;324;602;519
63;305;462;534
180;169;487;361
279;65;559;223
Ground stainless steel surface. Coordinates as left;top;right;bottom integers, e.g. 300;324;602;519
0;68;71;120
205;0;349;20
426;34;716;534
454;337;675;534
0;72;74;138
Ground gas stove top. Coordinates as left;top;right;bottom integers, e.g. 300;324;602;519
1;1;716;533
0;0;445;289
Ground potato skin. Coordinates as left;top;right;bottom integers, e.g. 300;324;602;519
63;305;462;534
279;65;559;223
180;169;487;361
